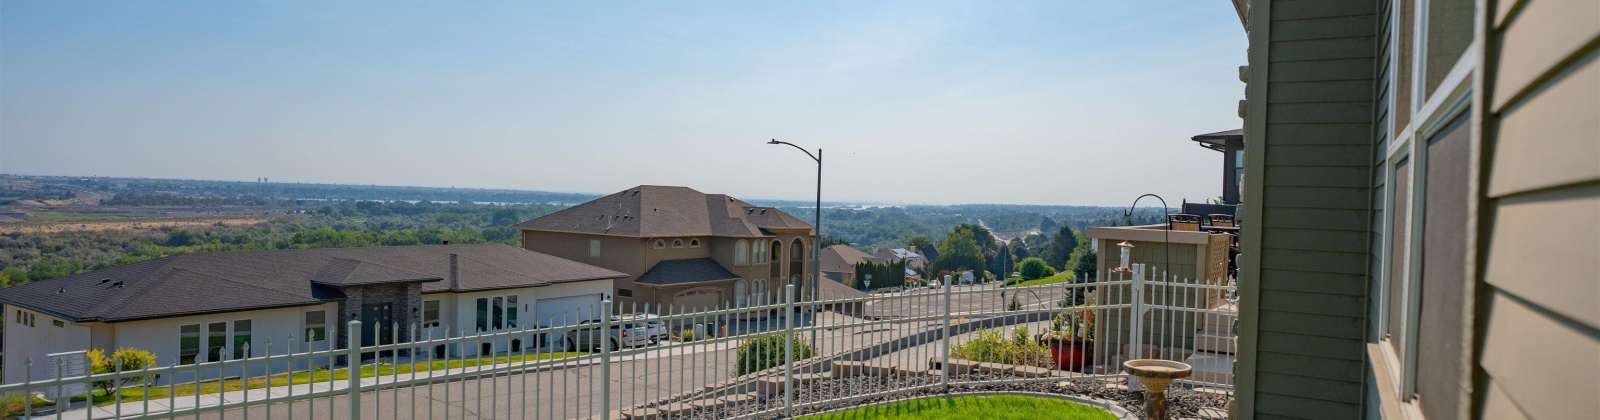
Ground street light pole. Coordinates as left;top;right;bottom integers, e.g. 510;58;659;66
766;139;822;305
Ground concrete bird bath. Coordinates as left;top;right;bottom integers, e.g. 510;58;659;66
1123;359;1193;420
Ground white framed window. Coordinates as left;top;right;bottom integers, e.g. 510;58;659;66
179;324;201;365
52;319;64;328
206;322;227;362
305;310;327;342
590;239;602;258
422;300;440;328
232;320;253;360
476;295;520;332
654;240;666;249
734;279;747;307
735;240;750;264
689;239;701;248
672;239;684;248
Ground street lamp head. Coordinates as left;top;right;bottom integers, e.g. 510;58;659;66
767;139;780;145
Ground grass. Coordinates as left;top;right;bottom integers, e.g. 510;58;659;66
70;352;582;408
1006;272;1073;287
799;395;1116;420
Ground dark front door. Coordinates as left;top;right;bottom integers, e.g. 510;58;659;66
361;303;394;348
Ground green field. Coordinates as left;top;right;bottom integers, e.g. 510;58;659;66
1006;272;1073;287
800;395;1116;420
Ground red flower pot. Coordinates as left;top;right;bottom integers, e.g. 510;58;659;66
1045;339;1093;371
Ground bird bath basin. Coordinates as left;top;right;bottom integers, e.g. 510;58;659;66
1123;359;1193;420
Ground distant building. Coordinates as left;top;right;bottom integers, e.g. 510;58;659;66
819;244;875;284
0;244;624;386
514;185;824;310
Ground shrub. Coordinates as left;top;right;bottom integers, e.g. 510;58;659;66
1007;295;1022;311
734;334;815;376
679;330;696;342
951;327;1051;368
1017;257;1050;280
2;393;53;418
87;348;157;394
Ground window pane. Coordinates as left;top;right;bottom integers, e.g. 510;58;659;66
207;322;227;362
506;295;518;328
492;296;505;330
1397;0;1415;130
1386;157;1412;360
180;324;201;365
233;320;253;360
423;300;440;327
1425;0;1473;97
476;298;489;332
305;310;327;342
590;240;601;258
1416;113;1470;419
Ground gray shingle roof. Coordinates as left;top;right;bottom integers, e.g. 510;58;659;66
820;245;876;274
0;244;626;323
512;185;813;237
634;258;740;286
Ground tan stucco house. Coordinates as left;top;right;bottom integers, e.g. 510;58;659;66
514;185;820;311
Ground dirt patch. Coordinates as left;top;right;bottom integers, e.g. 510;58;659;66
0;217;271;234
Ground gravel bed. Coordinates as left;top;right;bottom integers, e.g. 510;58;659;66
644;372;1229;419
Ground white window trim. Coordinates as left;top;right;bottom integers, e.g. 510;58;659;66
672;239;684;248
654;240;666;249
689;239;701;248
305;309;329;343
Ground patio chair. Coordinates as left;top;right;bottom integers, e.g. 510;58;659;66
1168;214;1202;231
1208;214;1236;227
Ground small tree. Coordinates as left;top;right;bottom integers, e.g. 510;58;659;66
1007;294;1023;311
734;334;816;376
87;348;157;394
1017;257;1050;280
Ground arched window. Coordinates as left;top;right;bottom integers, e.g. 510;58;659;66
689;239;701;248
752;241;765;263
654;240;666;249
752;279;769;305
734;279;748;307
771;240;783;262
735;240;750;264
672;239;684;248
791;239;804;261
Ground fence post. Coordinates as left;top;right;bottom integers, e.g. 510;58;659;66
600;298;613;420
348;320;363;419
1127;265;1146;391
941;274;953;394
783;283;796;417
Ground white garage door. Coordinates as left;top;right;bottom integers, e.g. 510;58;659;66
535;294;603;326
673;288;723;311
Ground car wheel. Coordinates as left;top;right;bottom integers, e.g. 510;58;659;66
609;338;620;351
564;338;576;352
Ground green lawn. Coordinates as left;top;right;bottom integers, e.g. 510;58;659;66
73;352;582;407
1006;272;1073;287
800;395;1116;420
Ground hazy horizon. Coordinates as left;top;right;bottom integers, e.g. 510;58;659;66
2;1;1247;207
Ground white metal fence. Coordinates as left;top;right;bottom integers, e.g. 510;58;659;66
2;267;1235;419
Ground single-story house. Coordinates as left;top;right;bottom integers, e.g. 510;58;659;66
0;244;625;386
819;244;875;284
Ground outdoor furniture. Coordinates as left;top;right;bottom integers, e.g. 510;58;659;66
1168;214;1202;232
1208;214;1235;227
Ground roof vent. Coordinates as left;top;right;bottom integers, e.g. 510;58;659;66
113;281;124;289
59;287;65;294
100;278;111;284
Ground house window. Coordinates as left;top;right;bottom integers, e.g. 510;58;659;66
590;240;602;258
689;239;700;248
476;298;490;332
180;324;201;365
734;280;747;307
672;239;684;248
233;320;253;360
492;297;505;330
736;240;750;264
1385;157;1413;360
654;240;666;249
752;241;767;263
506;295;518;329
207;322;227;362
305;310;327;342
618;288;633;298
52;319;64;328
1415;113;1470;419
422;300;440;328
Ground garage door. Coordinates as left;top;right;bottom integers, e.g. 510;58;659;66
673;288;723;311
535;294;603;326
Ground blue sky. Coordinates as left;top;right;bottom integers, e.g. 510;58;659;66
1;1;1246;206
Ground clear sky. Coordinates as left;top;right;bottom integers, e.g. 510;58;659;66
1;1;1246;206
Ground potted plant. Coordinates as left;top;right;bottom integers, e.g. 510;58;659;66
1037;301;1095;371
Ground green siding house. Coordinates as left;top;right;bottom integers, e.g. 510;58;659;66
1232;0;1598;419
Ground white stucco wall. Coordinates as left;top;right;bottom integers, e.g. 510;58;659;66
109;302;340;384
2;304;92;385
435;279;609;357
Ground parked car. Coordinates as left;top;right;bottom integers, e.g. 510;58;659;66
565;317;650;351
621;313;667;344
928;280;942;289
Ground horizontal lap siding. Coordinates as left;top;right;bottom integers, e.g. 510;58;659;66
1480;1;1600;418
1252;1;1378;417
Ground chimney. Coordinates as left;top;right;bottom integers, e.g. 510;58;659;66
449;253;460;290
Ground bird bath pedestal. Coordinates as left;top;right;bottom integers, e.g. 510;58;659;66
1123;359;1193;420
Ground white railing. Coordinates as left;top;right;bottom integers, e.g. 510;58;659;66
1;268;1236;419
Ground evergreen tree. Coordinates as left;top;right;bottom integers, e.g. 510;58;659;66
1043;226;1077;270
